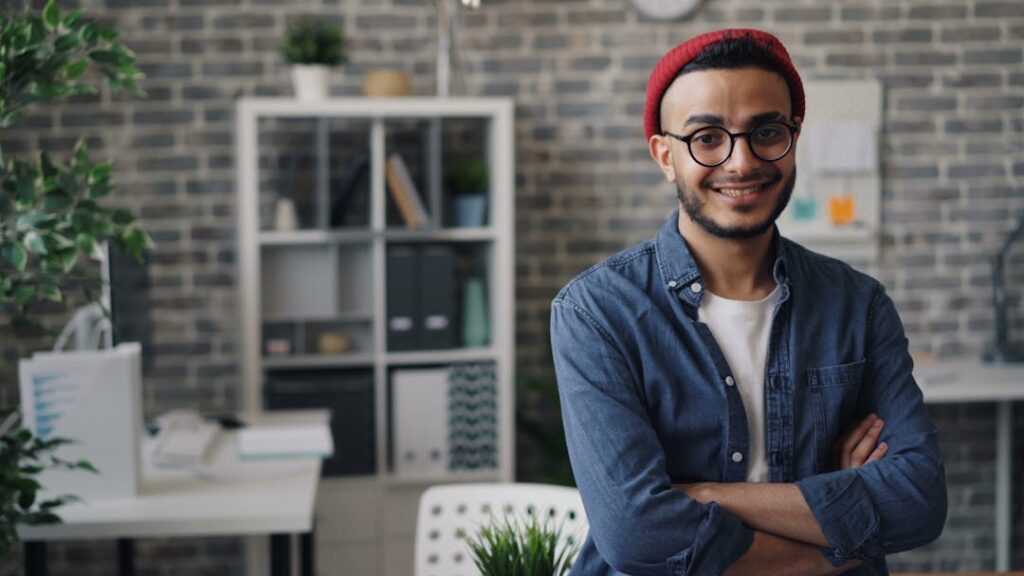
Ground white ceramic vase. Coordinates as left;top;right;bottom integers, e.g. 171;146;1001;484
291;64;330;100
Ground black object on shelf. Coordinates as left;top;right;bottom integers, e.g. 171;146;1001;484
387;245;421;351
330;153;369;228
419;244;457;349
264;369;376;476
983;214;1024;364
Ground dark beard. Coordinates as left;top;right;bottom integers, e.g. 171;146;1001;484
676;168;796;239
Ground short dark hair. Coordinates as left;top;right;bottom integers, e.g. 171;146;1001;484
679;32;792;79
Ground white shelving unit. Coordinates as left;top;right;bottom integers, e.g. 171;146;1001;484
235;97;515;575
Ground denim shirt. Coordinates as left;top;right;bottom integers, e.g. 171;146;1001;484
551;211;947;576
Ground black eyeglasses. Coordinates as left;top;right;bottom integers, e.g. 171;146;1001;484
664;121;799;168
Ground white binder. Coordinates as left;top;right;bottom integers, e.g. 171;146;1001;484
392;368;449;477
19;342;143;501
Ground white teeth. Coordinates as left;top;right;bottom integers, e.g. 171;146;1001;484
717;186;761;197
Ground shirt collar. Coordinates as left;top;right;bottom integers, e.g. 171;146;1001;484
655;209;791;304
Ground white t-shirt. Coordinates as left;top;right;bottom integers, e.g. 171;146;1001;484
697;284;781;482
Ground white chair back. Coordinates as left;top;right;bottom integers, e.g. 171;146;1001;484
414;482;588;576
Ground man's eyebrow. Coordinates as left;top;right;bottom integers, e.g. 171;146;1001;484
681;111;789;129
682;114;725;128
750;111;787;125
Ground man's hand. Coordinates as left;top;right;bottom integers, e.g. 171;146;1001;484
838;413;888;469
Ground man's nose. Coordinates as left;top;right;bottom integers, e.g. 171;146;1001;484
722;135;761;173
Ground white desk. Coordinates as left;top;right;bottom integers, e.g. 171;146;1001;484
19;410;328;576
915;360;1024;573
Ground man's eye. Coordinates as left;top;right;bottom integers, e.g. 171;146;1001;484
695;133;721;146
754;126;783;140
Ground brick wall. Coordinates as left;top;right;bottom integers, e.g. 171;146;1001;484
0;0;1021;573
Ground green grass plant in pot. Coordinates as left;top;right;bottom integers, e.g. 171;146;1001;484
445;157;489;228
0;0;150;555
466;512;581;576
280;18;346;100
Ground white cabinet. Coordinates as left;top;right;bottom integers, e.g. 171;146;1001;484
235;98;516;573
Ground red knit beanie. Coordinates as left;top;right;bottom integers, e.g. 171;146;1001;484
644;29;805;140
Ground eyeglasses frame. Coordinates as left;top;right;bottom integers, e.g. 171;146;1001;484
663;121;800;168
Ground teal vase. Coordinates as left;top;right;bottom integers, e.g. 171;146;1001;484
461;277;490;347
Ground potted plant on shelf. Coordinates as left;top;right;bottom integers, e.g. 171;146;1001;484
0;0;149;555
445;157;489;228
466;512;581;576
280;19;346;100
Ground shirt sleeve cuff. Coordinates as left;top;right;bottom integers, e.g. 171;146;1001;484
797;469;883;563
666;502;754;576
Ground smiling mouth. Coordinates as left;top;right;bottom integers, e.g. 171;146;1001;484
712;180;775;198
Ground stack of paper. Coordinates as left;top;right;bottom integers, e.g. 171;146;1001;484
237;422;334;460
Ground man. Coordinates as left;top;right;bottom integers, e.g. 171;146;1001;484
551;29;946;575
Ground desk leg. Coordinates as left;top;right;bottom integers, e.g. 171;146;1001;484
23;541;47;576
996;401;1012;572
270;534;291;576
301;531;314;576
118;538;135;576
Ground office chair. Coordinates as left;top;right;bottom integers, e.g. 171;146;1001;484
414;482;588;576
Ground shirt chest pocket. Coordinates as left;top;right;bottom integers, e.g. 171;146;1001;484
807;359;865;473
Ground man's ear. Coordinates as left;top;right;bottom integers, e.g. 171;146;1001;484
649;134;677;183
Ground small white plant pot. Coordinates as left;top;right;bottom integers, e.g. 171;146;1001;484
291;65;330;100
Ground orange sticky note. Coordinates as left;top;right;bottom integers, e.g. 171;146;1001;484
828;195;855;225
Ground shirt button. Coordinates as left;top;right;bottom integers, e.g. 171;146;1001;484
690;282;702;293
667;280;677;288
724;375;735;387
732;451;744;463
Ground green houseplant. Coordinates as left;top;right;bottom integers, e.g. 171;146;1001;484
0;0;149;555
466;512;581;576
445;157;489;227
280;19;346;100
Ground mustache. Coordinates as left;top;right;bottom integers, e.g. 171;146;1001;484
702;170;781;188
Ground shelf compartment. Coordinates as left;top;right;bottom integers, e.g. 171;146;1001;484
385;241;492;353
387;362;499;479
257;117;372;232
265;368;376;477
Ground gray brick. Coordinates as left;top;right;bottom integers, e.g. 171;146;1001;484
948;164;1006;179
140;15;204;31
965;96;1024;111
212;14;275;29
131;133;176;148
886;164;940;179
181;38;245;54
895;51;957;66
61;111;124;127
183;85;227;101
872;28;932;44
908;4;968;19
533;34;572;50
567;10;627;25
840;6;900;21
482;58;543;74
963;49;1023;65
940;26;1002;42
568;56;611;72
825;52;887;67
498;13;558;27
897;96;957;112
201;62;264;77
945;119;1004;134
132;110;195;125
137;155;199;172
942;72;1004;88
138;62;194;79
975;2;1024;17
773;7;831;22
553;80;591;94
806;30;865;45
355;15;418;30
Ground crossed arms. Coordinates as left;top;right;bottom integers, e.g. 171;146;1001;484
677;415;889;576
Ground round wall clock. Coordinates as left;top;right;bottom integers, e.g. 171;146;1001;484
630;0;702;21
